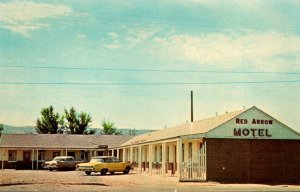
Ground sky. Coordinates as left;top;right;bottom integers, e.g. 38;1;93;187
0;0;299;132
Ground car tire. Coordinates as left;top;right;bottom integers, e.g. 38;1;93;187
101;169;107;175
49;168;53;171
85;171;91;175
110;172;115;175
123;167;130;174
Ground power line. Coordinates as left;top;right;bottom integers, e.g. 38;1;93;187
0;80;299;86
0;65;299;75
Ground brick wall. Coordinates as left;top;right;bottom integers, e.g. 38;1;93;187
206;139;300;183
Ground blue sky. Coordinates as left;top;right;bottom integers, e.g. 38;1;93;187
0;0;299;131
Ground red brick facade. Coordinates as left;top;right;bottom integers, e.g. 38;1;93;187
206;139;300;183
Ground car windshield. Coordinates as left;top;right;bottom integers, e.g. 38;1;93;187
90;158;104;163
53;158;65;162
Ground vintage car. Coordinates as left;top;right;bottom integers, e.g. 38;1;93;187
43;156;81;171
76;156;132;175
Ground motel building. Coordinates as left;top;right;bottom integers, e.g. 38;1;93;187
1;106;300;183
112;106;300;182
0;134;132;170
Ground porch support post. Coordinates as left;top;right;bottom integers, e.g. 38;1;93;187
65;149;68;156
111;149;114;157
177;137;182;179
116;149;119;159
162;142;166;177
36;149;39;170
148;144;153;176
138;146;142;173
129;147;133;163
122;148;126;162
1;149;4;170
31;149;34;170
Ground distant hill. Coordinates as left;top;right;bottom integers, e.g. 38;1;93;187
0;124;155;136
1;124;36;134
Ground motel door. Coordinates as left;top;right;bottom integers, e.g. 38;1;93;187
23;152;30;162
179;140;207;182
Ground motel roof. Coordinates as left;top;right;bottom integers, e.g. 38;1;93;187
121;108;247;146
121;106;300;146
0;134;133;149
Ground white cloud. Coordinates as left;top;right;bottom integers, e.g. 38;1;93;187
0;1;72;36
126;27;158;48
107;32;119;39
77;34;87;39
106;43;121;50
152;31;300;71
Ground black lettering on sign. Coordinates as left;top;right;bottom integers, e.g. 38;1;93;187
242;129;250;136
234;128;241;136
233;128;272;138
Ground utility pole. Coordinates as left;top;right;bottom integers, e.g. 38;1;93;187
191;91;193;122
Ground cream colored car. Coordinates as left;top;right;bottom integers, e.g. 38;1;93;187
43;156;81;171
76;156;132;175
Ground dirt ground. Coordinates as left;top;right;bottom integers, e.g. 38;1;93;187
0;170;300;192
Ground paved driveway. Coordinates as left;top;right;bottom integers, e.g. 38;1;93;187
0;170;299;192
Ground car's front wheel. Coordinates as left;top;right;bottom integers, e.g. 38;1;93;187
123;166;130;174
85;171;91;175
101;169;107;175
49;168;53;171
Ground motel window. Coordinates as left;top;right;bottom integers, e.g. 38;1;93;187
67;152;75;158
8;150;17;161
38;151;45;161
53;152;60;158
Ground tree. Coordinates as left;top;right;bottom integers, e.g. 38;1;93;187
36;105;63;134
129;128;137;135
0;124;3;135
101;119;121;135
63;107;95;134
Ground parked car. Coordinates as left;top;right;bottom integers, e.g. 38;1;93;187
43;156;82;171
76;156;132;175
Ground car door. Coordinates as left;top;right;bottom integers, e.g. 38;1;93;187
66;158;74;168
113;157;123;172
106;157;115;172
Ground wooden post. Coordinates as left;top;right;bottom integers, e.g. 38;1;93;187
36;149;39;170
148;144;153;176
116;149;119;159
122;148;126;162
138;146;142;173
177;138;182;179
111;149;114;157
31;149;34;170
1;149;4;170
129;147;133;163
162;142;166;177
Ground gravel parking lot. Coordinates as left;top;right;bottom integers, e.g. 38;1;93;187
0;170;300;192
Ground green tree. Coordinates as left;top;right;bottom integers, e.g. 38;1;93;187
129;128;137;135
0;124;3;135
63;107;95;134
101;119;121;135
36;105;63;134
